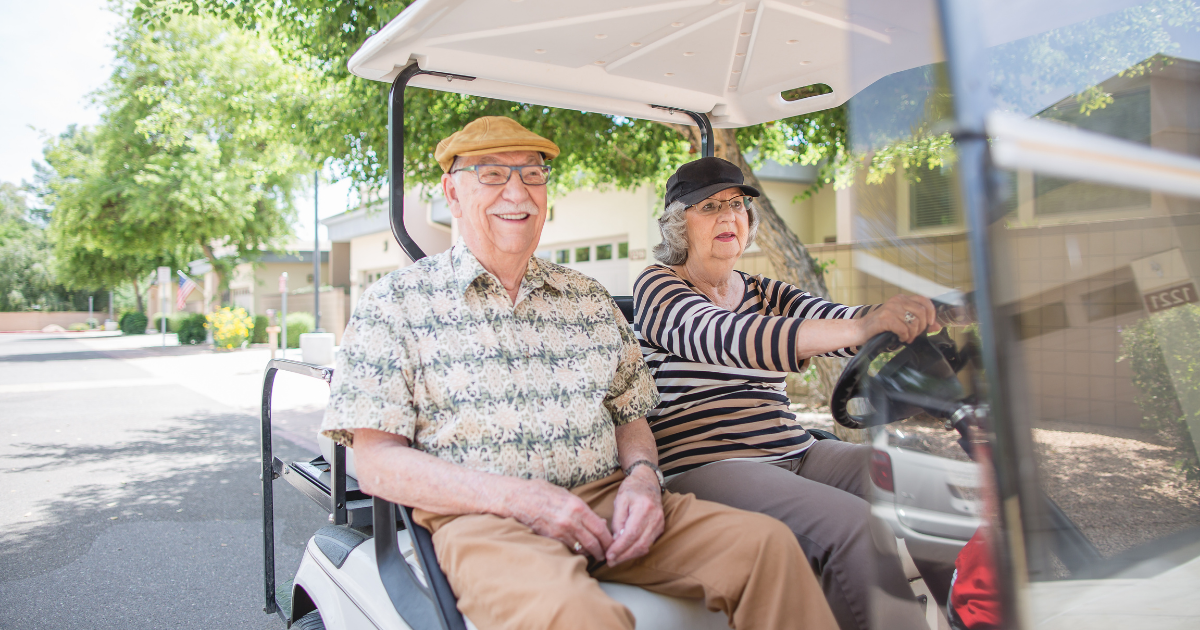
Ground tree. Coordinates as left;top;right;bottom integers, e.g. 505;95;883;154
43;10;314;309
0;180;109;313
36;126;170;313
0;182;56;311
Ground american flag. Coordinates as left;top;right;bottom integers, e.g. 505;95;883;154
176;271;199;310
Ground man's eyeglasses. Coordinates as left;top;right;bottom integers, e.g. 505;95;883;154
451;164;552;186
688;196;751;216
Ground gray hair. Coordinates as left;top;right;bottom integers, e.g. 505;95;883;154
652;197;760;265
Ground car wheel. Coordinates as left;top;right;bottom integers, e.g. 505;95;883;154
292;610;325;630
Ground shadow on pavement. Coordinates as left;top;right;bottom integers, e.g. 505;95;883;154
0;409;328;629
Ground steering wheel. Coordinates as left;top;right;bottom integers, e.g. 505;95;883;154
830;330;968;429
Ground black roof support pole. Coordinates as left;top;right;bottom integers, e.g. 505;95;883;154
388;63;476;262
388;63;429;263
683;110;715;158
649;105;714;158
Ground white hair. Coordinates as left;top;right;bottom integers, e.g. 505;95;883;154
652;197;760;265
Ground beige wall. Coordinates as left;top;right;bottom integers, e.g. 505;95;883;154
756;179;834;245
229;260;331;316
538;185;659;292
349;230;407;307
0;312;100;332
261;288;349;343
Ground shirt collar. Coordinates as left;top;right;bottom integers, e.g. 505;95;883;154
450;239;567;297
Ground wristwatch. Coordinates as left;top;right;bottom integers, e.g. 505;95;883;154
624;460;665;490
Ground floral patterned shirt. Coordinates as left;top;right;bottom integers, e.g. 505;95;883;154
321;240;659;489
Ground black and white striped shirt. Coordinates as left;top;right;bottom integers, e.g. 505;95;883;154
634;265;872;475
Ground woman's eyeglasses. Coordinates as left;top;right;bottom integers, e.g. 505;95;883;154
451;164;552;186
689;196;751;215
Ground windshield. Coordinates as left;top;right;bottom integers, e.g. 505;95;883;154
836;0;1199;627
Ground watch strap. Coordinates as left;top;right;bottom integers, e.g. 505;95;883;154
624;459;664;489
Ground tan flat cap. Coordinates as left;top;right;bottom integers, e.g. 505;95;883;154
435;117;560;173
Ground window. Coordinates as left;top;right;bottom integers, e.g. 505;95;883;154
1013;302;1068;340
1083;281;1142;322
575;247;590;263
910;167;957;229
596;244;613;260
555;249;569;264
618;242;629;258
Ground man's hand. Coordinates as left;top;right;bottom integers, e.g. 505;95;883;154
507;479;614;562
605;467;665;566
857;294;940;345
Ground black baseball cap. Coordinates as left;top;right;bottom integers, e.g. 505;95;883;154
665;157;760;208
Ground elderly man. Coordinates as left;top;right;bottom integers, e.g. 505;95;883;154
321;117;836;630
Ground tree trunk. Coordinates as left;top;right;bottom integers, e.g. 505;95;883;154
201;243;222;311
131;275;144;314
660;125;866;442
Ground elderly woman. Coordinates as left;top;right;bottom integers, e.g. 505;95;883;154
634;157;941;630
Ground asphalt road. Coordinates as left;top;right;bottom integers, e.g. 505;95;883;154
0;333;330;629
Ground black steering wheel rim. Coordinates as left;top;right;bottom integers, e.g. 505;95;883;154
829;332;901;429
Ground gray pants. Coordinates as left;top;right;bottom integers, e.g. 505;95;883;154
664;439;927;630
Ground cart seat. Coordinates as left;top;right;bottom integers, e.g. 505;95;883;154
312;437;728;629
300;520;729;630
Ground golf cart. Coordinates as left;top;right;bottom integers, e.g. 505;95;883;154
259;1;1200;629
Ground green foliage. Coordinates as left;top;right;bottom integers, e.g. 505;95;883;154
68;323;90;332
38;12;311;302
1118;306;1200;479
120;311;148;335
251;315;269;344
284;311;314;348
134;0;849;199
1;181;112;312
177;313;208;345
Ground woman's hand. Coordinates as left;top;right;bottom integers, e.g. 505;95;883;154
856;294;940;345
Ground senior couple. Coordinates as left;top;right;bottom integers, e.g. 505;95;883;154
323;117;939;630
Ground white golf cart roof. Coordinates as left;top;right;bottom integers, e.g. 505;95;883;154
348;0;942;127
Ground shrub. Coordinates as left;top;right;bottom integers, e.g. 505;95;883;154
206;306;253;349
171;313;190;334
176;313;209;345
284;311;314;348
68;322;89;331
1118;305;1200;479
250;315;269;344
119;311;147;335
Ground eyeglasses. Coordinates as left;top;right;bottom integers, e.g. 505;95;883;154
451;164;552;186
688;196;751;216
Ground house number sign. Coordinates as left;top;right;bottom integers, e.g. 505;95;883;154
1143;281;1198;314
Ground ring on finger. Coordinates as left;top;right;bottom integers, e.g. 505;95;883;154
572;541;583;553
904;311;916;324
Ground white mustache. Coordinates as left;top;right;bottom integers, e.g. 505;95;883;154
486;200;539;217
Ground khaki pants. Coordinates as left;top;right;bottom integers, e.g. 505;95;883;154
414;470;837;630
